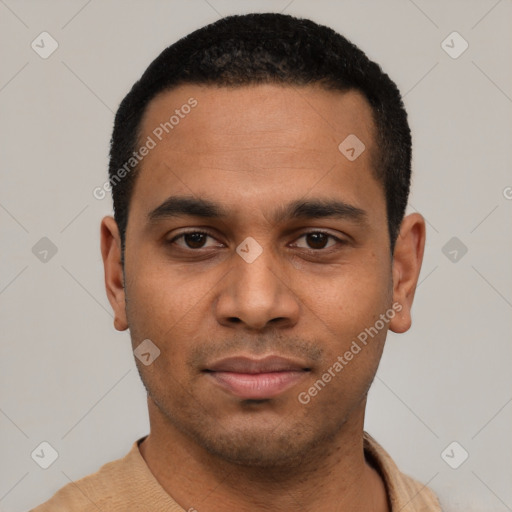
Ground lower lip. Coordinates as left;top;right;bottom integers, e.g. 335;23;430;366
207;371;307;399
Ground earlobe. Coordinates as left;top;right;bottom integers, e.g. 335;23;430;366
389;213;426;334
100;216;129;331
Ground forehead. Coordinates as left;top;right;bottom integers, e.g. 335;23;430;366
130;83;382;223
140;83;376;156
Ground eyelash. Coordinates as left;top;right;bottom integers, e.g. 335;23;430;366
167;229;345;252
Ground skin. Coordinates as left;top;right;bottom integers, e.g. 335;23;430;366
101;83;425;512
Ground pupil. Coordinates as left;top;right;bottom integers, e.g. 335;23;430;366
185;233;206;248
307;233;327;249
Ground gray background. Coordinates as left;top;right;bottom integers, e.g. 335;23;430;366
1;0;511;510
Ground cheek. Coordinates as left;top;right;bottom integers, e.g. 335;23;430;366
299;299;389;414
304;261;391;334
124;260;207;355
125;271;200;393
299;261;391;397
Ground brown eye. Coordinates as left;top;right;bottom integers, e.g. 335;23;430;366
182;232;207;249
168;230;220;250
294;232;340;250
305;233;329;249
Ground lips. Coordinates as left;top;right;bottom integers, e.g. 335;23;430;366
204;355;310;400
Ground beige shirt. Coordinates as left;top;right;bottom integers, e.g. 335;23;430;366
30;431;442;511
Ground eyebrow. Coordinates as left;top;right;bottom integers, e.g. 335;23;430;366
147;195;368;226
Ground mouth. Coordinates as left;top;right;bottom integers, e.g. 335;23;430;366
203;355;311;400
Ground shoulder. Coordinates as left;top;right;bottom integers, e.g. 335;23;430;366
363;431;443;512
29;439;144;512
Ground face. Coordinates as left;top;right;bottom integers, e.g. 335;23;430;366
101;84;425;468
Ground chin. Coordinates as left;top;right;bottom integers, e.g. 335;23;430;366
186;417;336;469
203;434;309;468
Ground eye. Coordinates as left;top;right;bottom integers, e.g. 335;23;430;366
168;230;222;250
167;230;345;252
292;231;342;250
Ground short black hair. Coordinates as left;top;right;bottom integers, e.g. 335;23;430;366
108;12;412;264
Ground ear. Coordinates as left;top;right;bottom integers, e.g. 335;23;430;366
100;216;128;331
389;213;426;334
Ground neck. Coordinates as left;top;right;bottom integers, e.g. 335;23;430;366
138;396;389;512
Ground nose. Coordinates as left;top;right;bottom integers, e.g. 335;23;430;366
214;241;300;331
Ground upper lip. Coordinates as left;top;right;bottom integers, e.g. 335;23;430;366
205;355;310;374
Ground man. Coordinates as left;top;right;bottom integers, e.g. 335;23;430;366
32;12;441;512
